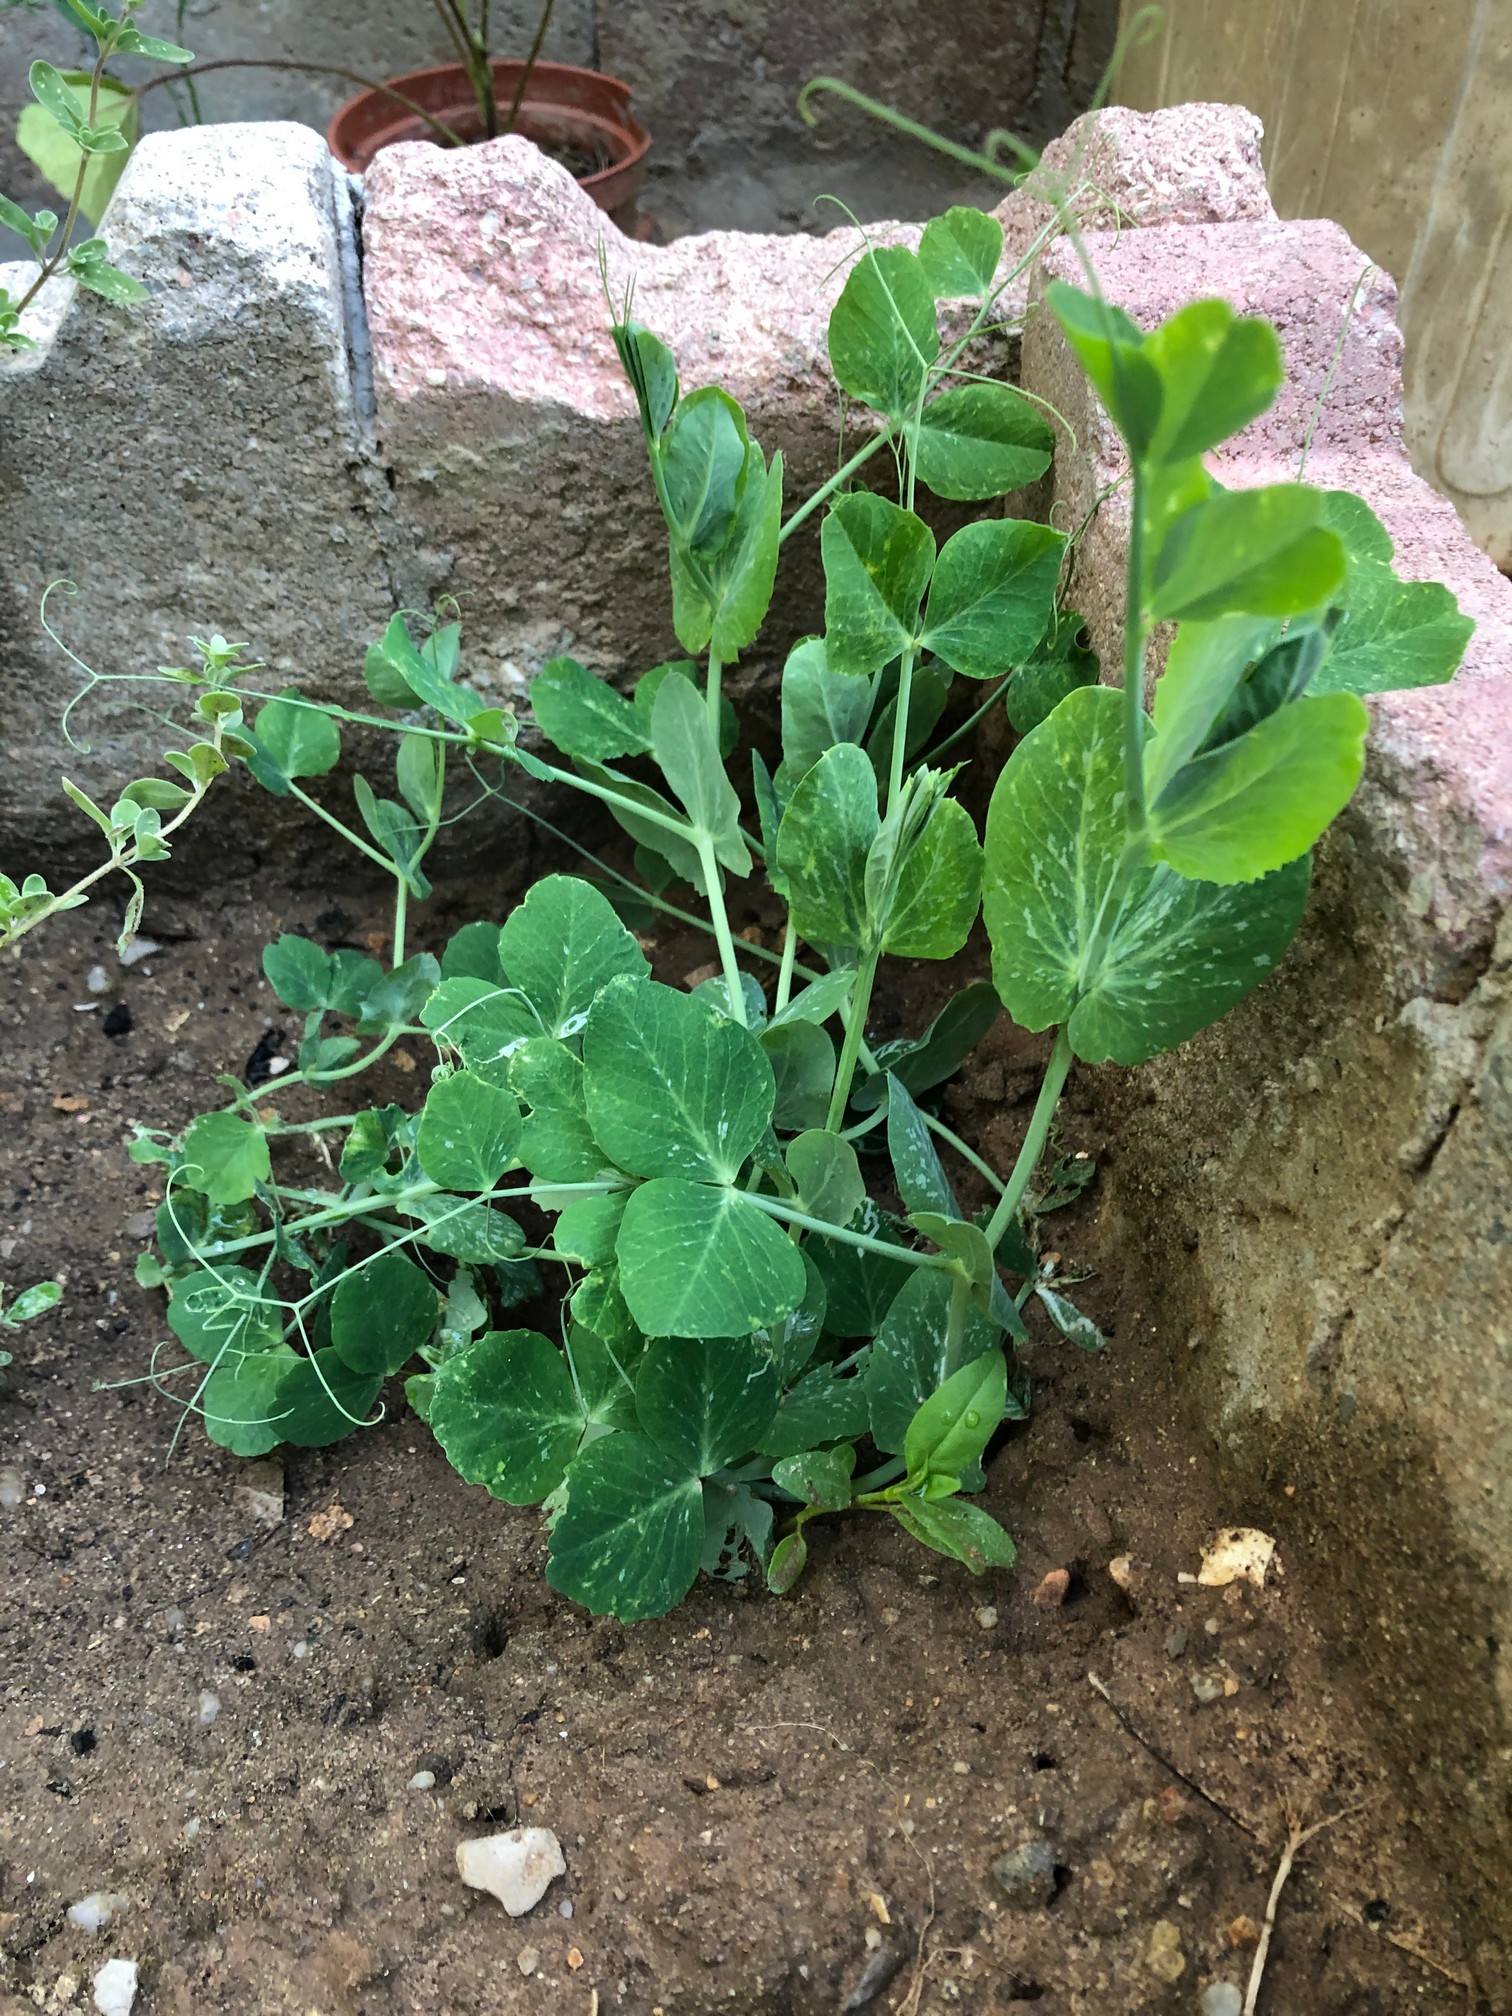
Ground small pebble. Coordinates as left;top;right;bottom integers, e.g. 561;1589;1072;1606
1165;1625;1190;1658
456;1828;565;1916
989;1837;1058;1909
974;1606;998;1630
559;1897;573;1918
1190;1672;1224;1704
68;1892;129;1933
197;1690;221;1726
0;1467;24;1511
86;964;109;995
117;937;160;968
516;1947;539;1977
410;1770;436;1790
1201;1985;1243;2016
1030;1568;1070;1608
92;1957;138;2016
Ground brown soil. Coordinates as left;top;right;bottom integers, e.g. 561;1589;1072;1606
0;875;1475;2015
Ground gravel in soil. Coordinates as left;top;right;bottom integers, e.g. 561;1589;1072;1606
0;886;1474;2014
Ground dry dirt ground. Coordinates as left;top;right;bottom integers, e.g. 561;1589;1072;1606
0;880;1479;2015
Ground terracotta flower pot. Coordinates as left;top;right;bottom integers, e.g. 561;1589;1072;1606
327;59;650;215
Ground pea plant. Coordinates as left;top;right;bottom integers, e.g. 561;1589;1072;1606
93;208;1468;1621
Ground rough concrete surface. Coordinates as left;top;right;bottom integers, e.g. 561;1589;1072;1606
1023;216;1512;1987
0;122;392;868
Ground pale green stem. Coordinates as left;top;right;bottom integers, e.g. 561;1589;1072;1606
923;1113;1005;1194
774;918;798;1016
887;651;916;810
982;1027;1074;1251
779;429;893;544
392;879;409;967
285;780;395;876
826;946;881;1130
1122;469;1149;841
942;1270;973;1378
746;1193;955;1270
697;840;749;1028
706;647;723;740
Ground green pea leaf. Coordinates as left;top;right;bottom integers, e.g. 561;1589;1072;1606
1142;298;1283;464
827;244;939;421
866;1268;1009;1454
852;980;1000;1111
530;655;651;762
614;316;679;436
180;1111;270;1206
420;976;540;1082
767;966;857;1030
772;1444;856;1511
616;1179;806;1338
269;1348;383;1448
1005;612;1101;735
260;933;333;1013
355;951;439;1034
547;1432;705;1620
499;874;651;1040
761;1018;837;1132
780;635;876;783
552;1189;629;1267
441;920;504;984
917;206;1003;297
636;1334;780;1473
890;1492;1017;1573
571;1321;644;1431
415;1070;522;1192
2;1281;61;1327
201;1349;298;1456
572;758;707;890
509;1037;605;1182
661;385;749;551
330;1249;438;1376
1043;280;1163;459
821;494;935;680
919;519;1065;679
757;1361;873;1458
915;382;1053;501
704;444;785;661
428;1328;583;1503
1151;485;1346;623
396;732;444;824
756;1250;828;1383
766;1529;809;1594
785;1129;866;1227
649;670;749;874
1148;692;1369;883
809;1199;916;1337
776;743;877;951
886;1076;959;1218
400;1194;526;1266
1145;615;1281;803
19;69;137;225
903;1350;1007;1485
115;26;195;62
583;976;774;1184
880;795;982;960
168;1266;283;1365
244;690;342;796
982;684;1311;1063
1310;491;1473;696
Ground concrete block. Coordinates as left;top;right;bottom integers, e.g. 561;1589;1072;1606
0;122;392;867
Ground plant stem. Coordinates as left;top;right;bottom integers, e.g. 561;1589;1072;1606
1122;469;1148;841
706;646;723;740
886;650;915;809
505;0;557;134
697;841;749;1027
982;1026;1073;1250
851;1454;908;1493
391;879;409;966
778;429;892;544
916;674;1011;769
774;918;798;1015
15;41;110;318
826;946;880;1129
923;1113;1005;1194
746;1194;954;1270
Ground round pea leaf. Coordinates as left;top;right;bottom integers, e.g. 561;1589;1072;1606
827;244;939;421
499;875;650;1039
428;1329;583;1504
244;689;342;796
415;1070;522;1193
635;1334;779;1475
546;1432;705;1621
180;1111;270;1206
982;684;1310;1064
616;1178;807;1339
330;1249;438;1376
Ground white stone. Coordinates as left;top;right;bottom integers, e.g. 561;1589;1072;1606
409;1769;436;1790
455;1827;565;1916
68;1892;129;1932
92;1957;139;2016
197;1690;220;1726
